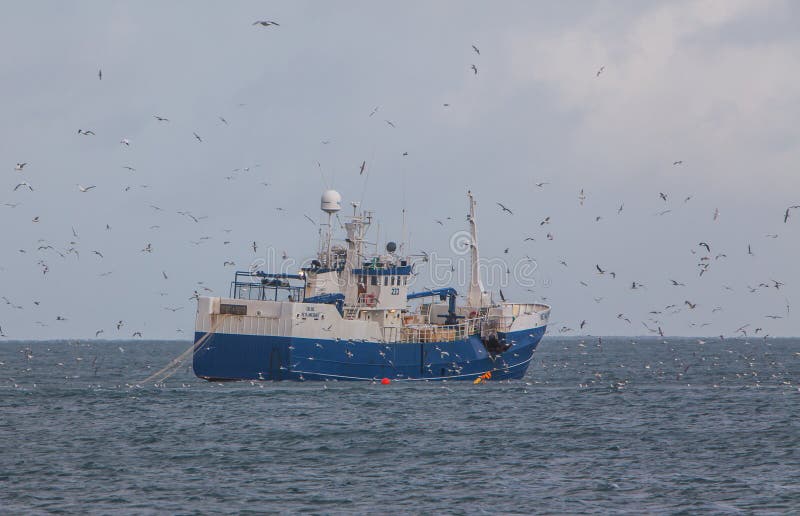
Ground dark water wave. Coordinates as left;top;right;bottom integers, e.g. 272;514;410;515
1;337;799;514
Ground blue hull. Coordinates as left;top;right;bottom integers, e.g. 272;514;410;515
193;326;546;382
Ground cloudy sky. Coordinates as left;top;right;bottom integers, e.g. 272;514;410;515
1;1;798;339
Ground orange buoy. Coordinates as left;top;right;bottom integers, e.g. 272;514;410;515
381;377;391;385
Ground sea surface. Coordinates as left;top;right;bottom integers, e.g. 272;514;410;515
1;337;799;515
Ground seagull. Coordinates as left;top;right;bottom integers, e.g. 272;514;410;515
539;217;550;225
578;189;586;206
535;182;549;188
673;160;683;166
496;202;513;215
98;69;102;80
670;279;686;286
595;264;606;274
384;120;396;128
92;250;103;258
132;331;142;338
699;242;711;253
359;160;366;175
617;203;624;214
77;129;95;135
121;166;136;172
253;20;279;26
685;300;697;309
77;184;96;192
472;44;480;55
164;306;184;312
95;329;104;337
784;205;800;223
471;64;478;75
616;313;631;324
153;115;169;122
14;163;26;171
193;132;203;142
218;116;228;125
659;192;668;202
120;138;130;146
713;208;719;221
141;243;152;253
252;241;257;253
596;66;605;77
14;182;33;192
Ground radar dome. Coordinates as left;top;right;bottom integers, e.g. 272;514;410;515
321;190;342;213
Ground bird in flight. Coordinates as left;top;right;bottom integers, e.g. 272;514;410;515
14;182;33;191
193;132;203;142
535;182;549;188
359;160;366;175
153;115;169;122
120;138;130;146
659;192;668;202
596;66;605;77
253;20;280;27
471;64;478;75
77;129;95;135
77;184;96;193
699;242;711;253
784;205;800;223
673;160;683;166
685;300;697;309
539;217;550;225
472;44;480;55
496;202;513;215
670;279;686;286
14;162;26;171
385;120;396;128
713;208;720;221
98;69;102;80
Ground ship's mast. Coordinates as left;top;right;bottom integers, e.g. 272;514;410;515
466;190;484;308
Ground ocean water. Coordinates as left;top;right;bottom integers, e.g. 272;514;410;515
1;337;799;514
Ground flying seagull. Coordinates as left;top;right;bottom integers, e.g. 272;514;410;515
120;138;130;146
193;132;203;142
472;44;480;55
784;205;800;223
253;20;280;26
14;163;26;171
359;160;366;175
153;115;169;122
77;129;95;135
496;202;513;215
471;64;478;75
77;185;96;193
596;66;605;77
14;182;33;191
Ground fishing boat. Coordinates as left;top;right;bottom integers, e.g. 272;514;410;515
193;191;550;381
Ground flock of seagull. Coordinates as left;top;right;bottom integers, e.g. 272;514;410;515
0;26;797;354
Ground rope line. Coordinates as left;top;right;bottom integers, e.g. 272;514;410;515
140;315;226;385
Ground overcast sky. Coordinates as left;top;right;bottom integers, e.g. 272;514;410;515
1;1;798;339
